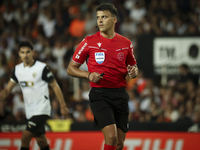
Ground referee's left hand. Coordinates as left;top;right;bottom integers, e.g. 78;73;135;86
127;65;138;78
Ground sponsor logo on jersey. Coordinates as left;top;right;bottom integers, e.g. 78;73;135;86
97;42;102;47
75;43;87;59
20;81;34;87
32;73;36;78
117;52;124;61
130;44;134;56
95;52;105;64
47;72;53;78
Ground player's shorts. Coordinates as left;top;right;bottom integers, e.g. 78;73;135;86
89;87;129;133
26;115;49;137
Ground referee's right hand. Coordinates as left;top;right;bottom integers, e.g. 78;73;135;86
88;72;103;83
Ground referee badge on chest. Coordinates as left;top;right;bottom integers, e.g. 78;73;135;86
95;52;105;64
117;52;124;61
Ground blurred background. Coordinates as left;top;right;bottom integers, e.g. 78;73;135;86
0;0;200;132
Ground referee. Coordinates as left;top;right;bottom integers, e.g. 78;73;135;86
67;3;138;150
0;41;69;150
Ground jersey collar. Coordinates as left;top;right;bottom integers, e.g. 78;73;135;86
99;31;116;41
23;60;36;68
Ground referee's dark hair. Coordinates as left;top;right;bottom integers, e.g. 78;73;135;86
96;3;118;17
18;41;33;51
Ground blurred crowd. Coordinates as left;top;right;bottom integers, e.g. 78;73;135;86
0;0;200;124
127;64;200;123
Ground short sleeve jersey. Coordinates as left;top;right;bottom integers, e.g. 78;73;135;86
11;61;54;119
72;31;137;88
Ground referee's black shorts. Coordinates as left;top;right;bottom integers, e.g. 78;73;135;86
26;115;49;137
89;87;129;133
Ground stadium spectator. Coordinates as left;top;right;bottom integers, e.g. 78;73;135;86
178;64;199;85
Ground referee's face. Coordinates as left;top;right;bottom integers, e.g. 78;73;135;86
97;10;117;33
19;47;34;65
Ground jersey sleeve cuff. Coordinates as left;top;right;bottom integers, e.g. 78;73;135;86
10;78;17;83
72;59;83;65
48;78;55;83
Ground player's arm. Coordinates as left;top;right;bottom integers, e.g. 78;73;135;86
49;79;69;118
126;42;138;79
0;68;18;101
67;38;90;79
67;61;103;82
67;38;102;82
67;61;90;79
42;66;69;118
0;80;17;101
